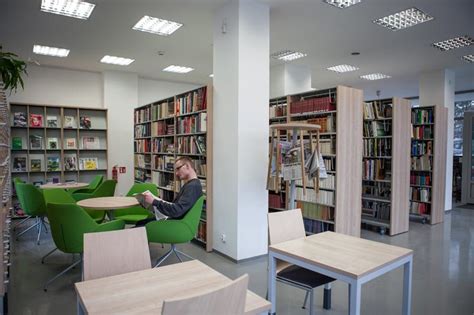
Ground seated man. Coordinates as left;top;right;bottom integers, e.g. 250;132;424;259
135;156;203;226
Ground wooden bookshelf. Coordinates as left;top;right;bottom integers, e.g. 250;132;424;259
410;105;447;225
273;86;363;237
133;85;213;251
361;98;411;236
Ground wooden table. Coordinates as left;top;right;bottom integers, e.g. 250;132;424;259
77;196;139;220
40;182;89;189
268;231;413;315
75;259;271;315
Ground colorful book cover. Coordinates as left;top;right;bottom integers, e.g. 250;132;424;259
80;116;92;129
47;156;60;171
82;136;100;149
47;116;58;128
66;138;77;149
30;159;42;172
29;135;43;150
47;137;59;150
13;157;27;172
64;155;77;171
64;116;76;128
29;114;43;127
12;137;22;150
13;112;27;127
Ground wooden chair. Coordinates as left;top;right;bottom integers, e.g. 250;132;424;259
161;274;248;315
268;209;334;314
83;227;151;281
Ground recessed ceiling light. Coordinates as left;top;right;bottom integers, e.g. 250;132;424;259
432;36;474;51
462;54;474;63
133;15;183;36
373;7;433;31
327;64;359;73
271;50;307;61
163;65;194;74
323;0;361;9
100;55;134;66
40;0;95;20
360;73;391;80
33;45;70;57
209;74;214;78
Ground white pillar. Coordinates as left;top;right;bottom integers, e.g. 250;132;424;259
213;0;269;260
270;64;312;98
103;71;138;196
419;69;455;210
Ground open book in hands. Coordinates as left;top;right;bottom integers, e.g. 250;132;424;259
133;190;168;221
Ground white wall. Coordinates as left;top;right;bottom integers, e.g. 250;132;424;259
270;64;311;98
138;78;199;106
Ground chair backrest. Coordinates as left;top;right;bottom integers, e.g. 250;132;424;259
126;182;158;197
47;202;98;254
268;209;306;246
181;195;205;235
83;227;151;281
43;188;76;205
92;179;117;198
15;182;47;216
161;274;248;315
88;175;104;191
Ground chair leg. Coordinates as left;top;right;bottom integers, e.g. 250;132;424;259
16;219;40;240
41;248;58;264
302;290;309;309
36;218;43;245
41;217;49;234
44;258;82;292
12;215;32;231
174;248;194;261
323;283;332;310
309;288;314;315
153;247;174;268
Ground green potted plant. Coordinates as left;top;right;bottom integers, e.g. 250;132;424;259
0;45;27;93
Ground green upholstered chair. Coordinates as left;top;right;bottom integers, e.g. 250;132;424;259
12;178;31;231
145;196;204;267
44;202;125;291
15;182;48;244
69;175;103;194
71;179;117;222
113;183;156;224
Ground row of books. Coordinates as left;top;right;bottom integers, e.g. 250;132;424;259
412;108;434;124
12;136;100;150
12;155;99;172
13;112;93;129
296;187;334;206
297;201;334;221
152;171;175;190
134;168;151;182
411;140;433;156
175;87;207;115
152;155;175;171
152;101;175;120
411;155;432;171
412;126;433;139
134;154;150;169
362;199;391;221
269;193;285;209
410;201;430;215
362;182;391;200
290;96;335;114
177;136;206;155
176;113;207;134
151;138;174;154
322;157;335;172
410;187;431;203
303;218;334;234
134;139;151;153
319;139;334;155
135;107;151;124
363;120;391;137
410;174;431;186
363;138;392;157
135;124;151;138
363;101;393;120
295;174;335;190
363;159;391;181
307;116;335;133
269;105;287;118
151;121;174;136
196;221;207;242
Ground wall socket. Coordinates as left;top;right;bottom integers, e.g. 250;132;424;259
220;233;226;243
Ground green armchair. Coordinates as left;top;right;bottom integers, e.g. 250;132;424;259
146;196;204;267
15;182;48;244
44;202;125;291
71;179;117;222
69;174;103;194
113;183;156;224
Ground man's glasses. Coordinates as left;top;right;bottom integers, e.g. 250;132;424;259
175;164;185;171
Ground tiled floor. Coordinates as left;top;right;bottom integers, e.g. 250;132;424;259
8;207;474;315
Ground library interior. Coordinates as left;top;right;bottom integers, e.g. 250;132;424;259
0;0;473;314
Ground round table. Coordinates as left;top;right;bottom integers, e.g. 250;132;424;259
77;196;139;220
40;182;89;189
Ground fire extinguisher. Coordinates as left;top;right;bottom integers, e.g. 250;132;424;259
112;165;118;181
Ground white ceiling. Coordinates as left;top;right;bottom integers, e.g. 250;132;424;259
1;0;473;94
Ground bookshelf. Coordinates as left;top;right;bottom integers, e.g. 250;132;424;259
410;105;447;225
10;103;108;217
361;98;411;236
133;85;213;252
276;86;363;237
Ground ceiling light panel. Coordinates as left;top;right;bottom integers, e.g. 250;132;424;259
462;55;474;63
33;45;70;57
373;7;433;31
271;50;307;61
360;73;391;81
133;16;183;36
432;36;474;51
323;0;361;9
163;65;194;74
40;0;95;20
100;55;134;66
327;64;359;73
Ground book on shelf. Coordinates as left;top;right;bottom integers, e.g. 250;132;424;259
30;158;42;172
29;135;43;150
79;157;98;170
13;112;27;127
47;115;58;128
64;154;78;171
12;156;27;172
47;156;61;171
82;136;100;149
29;114;43;127
66;138;77;149
80;116;92;129
12;137;22;150
64;115;76;128
47;137;59;149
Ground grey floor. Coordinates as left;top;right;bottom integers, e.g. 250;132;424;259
8;207;474;315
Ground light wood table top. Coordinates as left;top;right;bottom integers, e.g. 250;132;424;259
40;182;89;189
75;259;271;315
76;196;139;210
269;231;413;279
